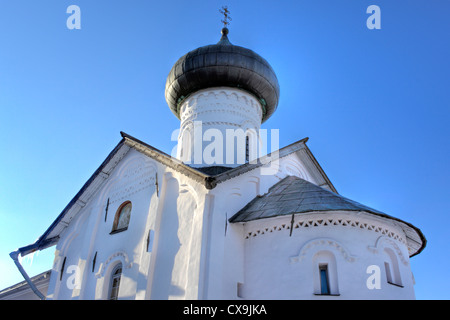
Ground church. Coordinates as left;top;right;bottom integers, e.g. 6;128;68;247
2;23;426;300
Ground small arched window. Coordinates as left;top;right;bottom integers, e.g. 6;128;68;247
109;263;122;300
111;201;132;233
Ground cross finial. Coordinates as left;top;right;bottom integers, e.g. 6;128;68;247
219;6;232;28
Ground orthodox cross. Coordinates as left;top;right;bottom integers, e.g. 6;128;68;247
219;6;232;28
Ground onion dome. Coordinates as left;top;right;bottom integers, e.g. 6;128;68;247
165;28;280;123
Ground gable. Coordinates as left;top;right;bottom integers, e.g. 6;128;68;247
15;132;335;257
204;137;336;193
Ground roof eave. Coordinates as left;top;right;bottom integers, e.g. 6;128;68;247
302;144;337;193
15;137;129;256
231;208;426;257
14;134;337;257
14;133;213;257
120;132;212;188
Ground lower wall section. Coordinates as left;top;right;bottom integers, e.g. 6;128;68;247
241;211;416;300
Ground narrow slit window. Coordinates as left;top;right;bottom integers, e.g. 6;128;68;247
384;261;393;284
245;136;249;163
60;257;67;281
237;282;244;298
319;264;330;295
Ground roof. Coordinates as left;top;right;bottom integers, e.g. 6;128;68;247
0;270;51;299
229;176;387;222
16;132;328;257
229;175;426;257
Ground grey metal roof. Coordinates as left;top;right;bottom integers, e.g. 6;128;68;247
0;270;51;299
165;28;280;123
229;175;426;257
229;176;386;222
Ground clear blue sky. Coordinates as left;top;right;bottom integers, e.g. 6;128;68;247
0;0;448;299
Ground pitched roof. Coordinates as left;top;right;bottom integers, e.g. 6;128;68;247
229;176;386;222
0;270;51;299
122;132;329;191
229;176;426;257
16;132;327;257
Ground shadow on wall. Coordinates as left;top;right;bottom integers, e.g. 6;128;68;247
150;177;183;299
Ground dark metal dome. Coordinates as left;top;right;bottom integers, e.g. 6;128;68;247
165;28;280;123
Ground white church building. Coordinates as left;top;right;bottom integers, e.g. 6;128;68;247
2;26;426;300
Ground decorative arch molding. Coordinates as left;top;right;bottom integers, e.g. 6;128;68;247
95;251;132;279
178;182;201;210
57;204;95;256
181;110;260;128
114;152;155;176
179;118;194;135
99;153;157;206
246;176;260;184
290;238;356;264
368;236;409;266
193;88;262;113
245;176;260;196
239;119;261;132
281;157;310;181
179;88;263;125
